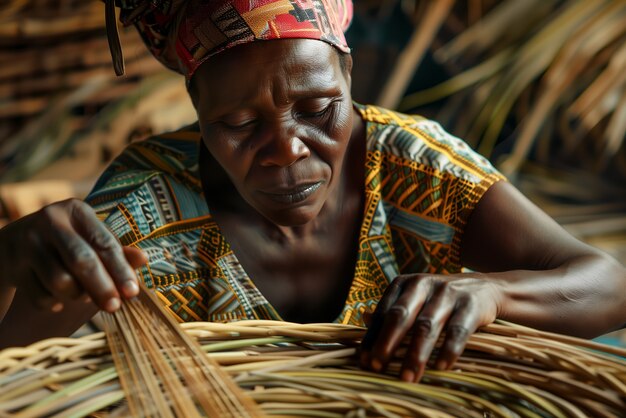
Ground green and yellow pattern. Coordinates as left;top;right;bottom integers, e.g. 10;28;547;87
86;104;504;325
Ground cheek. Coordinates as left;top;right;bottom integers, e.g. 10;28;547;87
326;99;353;150
200;128;250;181
200;121;235;156
304;100;353;178
336;99;353;135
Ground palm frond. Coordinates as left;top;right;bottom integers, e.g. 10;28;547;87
398;0;626;179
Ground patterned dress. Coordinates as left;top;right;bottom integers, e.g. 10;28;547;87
86;104;505;326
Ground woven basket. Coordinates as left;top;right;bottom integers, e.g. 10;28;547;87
0;320;624;417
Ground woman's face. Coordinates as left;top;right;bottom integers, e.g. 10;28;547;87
190;39;354;227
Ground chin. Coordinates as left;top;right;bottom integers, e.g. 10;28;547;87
262;205;322;227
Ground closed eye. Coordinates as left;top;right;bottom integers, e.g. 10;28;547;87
301;107;330;118
220;119;257;131
297;99;340;120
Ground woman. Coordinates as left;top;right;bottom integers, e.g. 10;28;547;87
0;0;624;383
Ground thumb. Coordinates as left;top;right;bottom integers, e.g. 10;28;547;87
123;246;148;269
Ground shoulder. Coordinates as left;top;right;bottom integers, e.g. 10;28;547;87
94;123;201;183
87;123;202;203
355;103;502;185
355;104;507;270
85;124;208;242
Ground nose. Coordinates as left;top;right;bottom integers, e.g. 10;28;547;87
258;123;311;168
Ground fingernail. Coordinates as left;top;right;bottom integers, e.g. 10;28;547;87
83;295;92;304
51;302;64;313
106;297;120;312
371;358;383;372
401;369;415;382
436;360;448;371
123;280;139;297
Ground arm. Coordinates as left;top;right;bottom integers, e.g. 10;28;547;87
461;180;626;336
360;181;626;381
0;199;146;348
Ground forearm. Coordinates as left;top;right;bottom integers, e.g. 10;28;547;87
493;252;626;338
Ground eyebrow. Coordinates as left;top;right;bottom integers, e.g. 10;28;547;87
202;81;342;120
285;85;343;101
198;56;343;116
285;64;342;98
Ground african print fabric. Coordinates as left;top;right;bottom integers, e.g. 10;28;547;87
86;104;505;326
109;0;352;77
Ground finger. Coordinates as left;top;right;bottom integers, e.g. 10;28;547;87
123;246;148;268
26;229;82;303
401;283;455;382
435;297;483;371
26;268;64;313
360;277;407;366
31;243;84;301
367;278;431;372
44;218;120;313
69;202;139;299
361;277;406;348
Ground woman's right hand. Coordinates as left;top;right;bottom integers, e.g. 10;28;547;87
0;198;147;314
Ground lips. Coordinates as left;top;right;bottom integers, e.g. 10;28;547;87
259;181;323;204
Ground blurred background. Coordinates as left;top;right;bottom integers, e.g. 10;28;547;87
0;0;624;342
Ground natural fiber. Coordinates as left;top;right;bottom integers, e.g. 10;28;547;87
101;285;262;418
0;0;193;185
397;0;626;179
0;320;624;417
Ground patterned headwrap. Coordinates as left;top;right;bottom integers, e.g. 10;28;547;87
105;0;353;79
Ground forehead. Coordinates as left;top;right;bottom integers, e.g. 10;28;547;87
191;39;343;107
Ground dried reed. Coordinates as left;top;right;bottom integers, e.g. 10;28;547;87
101;285;263;418
0;319;624;417
0;0;190;185
398;0;626;178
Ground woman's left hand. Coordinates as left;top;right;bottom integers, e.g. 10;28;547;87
359;273;503;382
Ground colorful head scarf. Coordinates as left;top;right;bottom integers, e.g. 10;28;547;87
106;0;353;79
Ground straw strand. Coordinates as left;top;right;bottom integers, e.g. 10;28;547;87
1;320;624;417
102;285;264;418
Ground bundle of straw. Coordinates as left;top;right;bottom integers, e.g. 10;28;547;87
0;318;624;417
101;286;262;418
